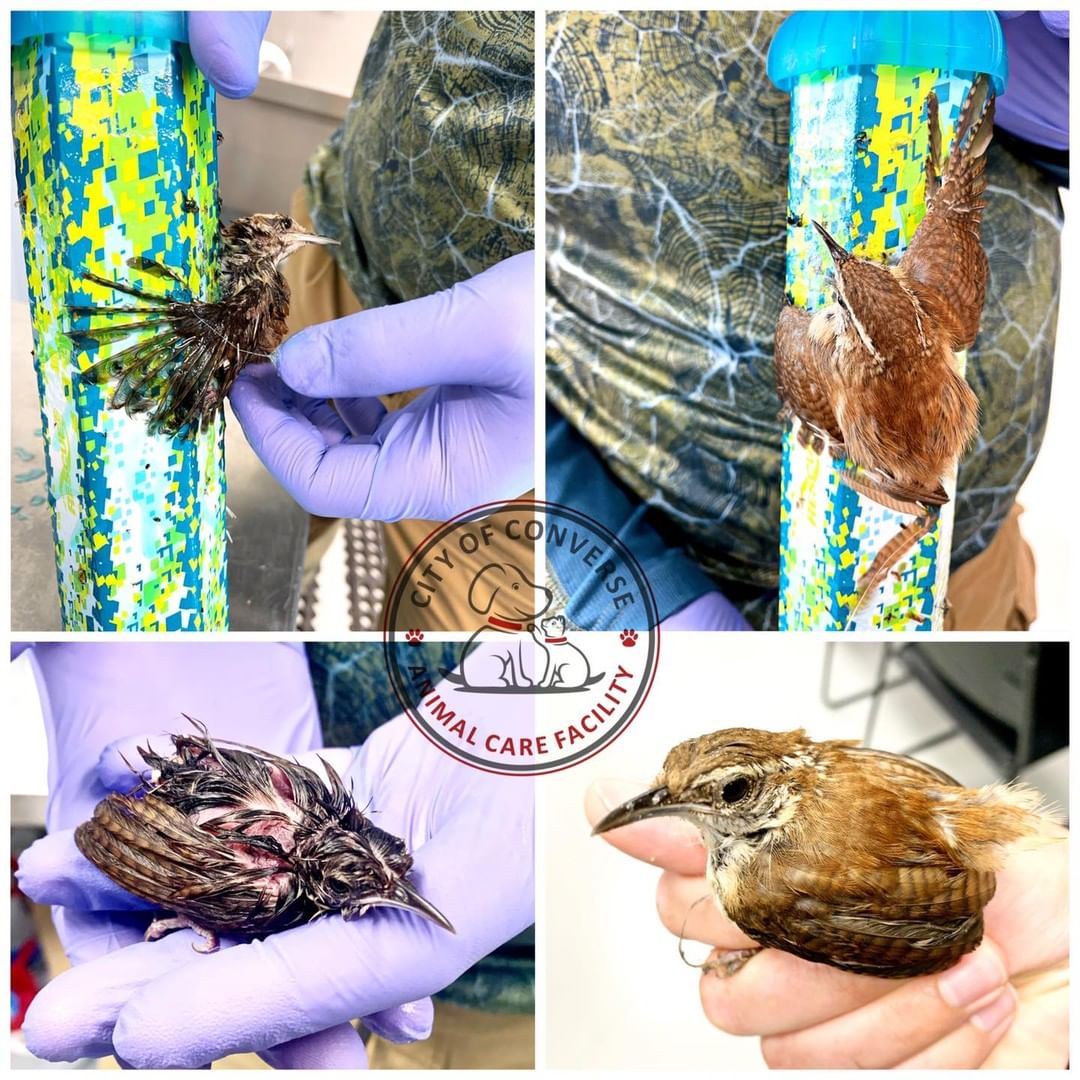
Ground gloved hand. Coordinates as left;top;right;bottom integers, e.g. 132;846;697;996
188;11;270;98
995;12;1069;150
660;591;750;631
229;250;535;522
15;646;535;1068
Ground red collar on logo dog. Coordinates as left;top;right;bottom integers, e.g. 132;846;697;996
488;616;524;631
545;636;568;644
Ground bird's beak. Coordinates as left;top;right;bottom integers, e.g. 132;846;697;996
279;229;340;260
297;232;339;247
362;880;456;934
812;220;850;266
591;784;711;834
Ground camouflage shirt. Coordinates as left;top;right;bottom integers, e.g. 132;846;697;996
304;10;534;307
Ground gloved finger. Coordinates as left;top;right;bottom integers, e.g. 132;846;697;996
95;734;180;790
292;397;353;446
654;870;756;949
660;590;751;631
105;803;533;1067
230;368;339;482
1038;11;1068;35
363;997;435;1043
585;778;708;876
53;908;151;966
333;396;389;438
229;382;373;518
17;831;153;913
21;930;225;1062
230;361;300;409
258;1023;368;1069
758;943;1013;1067
276;251;534;399
187;12;270;98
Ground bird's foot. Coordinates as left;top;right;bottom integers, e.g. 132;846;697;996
703;947;763;978
145;914;220;953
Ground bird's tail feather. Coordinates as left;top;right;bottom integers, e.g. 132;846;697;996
939;75;994;205
845;515;935;629
67;266;220;437
953;74;995;161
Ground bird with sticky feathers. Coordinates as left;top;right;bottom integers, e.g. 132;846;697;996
67;213;338;438
75;720;454;953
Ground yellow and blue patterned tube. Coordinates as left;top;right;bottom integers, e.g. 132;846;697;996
768;12;1006;632
12;13;227;630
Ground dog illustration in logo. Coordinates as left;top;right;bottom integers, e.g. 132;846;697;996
532;614;600;689
456;562;553;688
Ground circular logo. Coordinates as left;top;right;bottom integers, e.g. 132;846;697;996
384;500;659;775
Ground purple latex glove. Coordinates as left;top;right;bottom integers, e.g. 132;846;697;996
229;251;535;522
17;651;534;1068
660;590;751;631
188;11;270;99
996;12;1069;149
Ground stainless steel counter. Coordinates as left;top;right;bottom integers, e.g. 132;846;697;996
11;301;307;631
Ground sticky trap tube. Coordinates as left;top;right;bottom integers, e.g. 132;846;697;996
767;12;1006;632
12;12;227;630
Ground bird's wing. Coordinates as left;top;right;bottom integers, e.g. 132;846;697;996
734;850;994;977
75;793;310;933
838;745;959;787
66;271;267;438
773;303;843;441
900;77;994;350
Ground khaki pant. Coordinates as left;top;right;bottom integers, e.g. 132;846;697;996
944;502;1036;630
283;188;1036;631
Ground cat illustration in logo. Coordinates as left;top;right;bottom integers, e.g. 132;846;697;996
533;614;600;689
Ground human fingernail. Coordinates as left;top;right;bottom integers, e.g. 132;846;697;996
969;985;1017;1033
938;948;1007;1008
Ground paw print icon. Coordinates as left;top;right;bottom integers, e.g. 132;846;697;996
620;629;638;648
405;629;424;644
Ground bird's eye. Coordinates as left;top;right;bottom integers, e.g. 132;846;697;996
512;583;519;591
721;777;750;804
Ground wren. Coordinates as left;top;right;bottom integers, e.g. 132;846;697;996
66;213;337;438
774;75;993;511
593;727;1055;979
75;720;453;953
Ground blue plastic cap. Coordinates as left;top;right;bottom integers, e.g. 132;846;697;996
11;11;188;46
767;11;1008;95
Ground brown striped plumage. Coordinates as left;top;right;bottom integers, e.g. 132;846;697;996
594;727;1054;978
